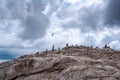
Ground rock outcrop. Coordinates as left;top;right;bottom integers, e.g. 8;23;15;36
0;45;120;80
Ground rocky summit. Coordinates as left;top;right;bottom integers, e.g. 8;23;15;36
0;45;120;80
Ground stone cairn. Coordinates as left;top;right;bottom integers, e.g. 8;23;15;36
52;45;55;51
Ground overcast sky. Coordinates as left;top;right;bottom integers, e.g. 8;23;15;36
0;0;120;62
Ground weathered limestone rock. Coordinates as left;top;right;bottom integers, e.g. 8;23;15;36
0;45;120;80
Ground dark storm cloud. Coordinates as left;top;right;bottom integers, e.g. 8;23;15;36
60;0;120;31
6;0;27;19
20;13;49;40
20;0;49;40
32;0;46;12
77;6;103;31
0;0;11;20
3;0;50;40
0;50;17;59
60;2;104;32
105;0;120;25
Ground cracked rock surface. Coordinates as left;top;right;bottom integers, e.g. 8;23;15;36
0;46;120;80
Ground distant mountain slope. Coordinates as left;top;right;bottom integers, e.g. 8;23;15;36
0;45;120;80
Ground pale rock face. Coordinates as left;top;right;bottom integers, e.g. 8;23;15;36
0;46;120;80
